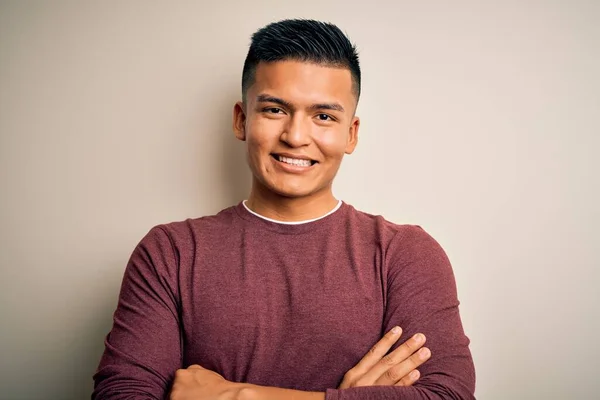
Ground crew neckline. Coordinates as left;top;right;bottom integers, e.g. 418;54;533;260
242;200;342;225
234;200;348;235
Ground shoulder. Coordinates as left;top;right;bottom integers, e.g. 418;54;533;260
382;224;453;284
140;204;239;252
345;203;449;266
345;203;433;245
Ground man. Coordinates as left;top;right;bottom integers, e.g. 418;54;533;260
93;19;476;400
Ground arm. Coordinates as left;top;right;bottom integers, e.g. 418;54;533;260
236;386;324;400
172;226;473;400
240;226;475;400
171;327;428;400
324;225;476;400
93;226;182;399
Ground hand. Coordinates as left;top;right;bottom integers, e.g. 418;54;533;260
169;364;242;400
338;326;431;388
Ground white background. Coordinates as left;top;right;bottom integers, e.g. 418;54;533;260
1;1;598;399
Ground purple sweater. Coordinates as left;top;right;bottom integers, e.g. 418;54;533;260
93;202;475;399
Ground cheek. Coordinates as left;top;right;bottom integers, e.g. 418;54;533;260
246;117;278;147
245;120;275;170
315;128;349;158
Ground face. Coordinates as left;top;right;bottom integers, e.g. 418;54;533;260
233;60;360;200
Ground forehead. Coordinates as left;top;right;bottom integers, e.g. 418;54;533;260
250;60;354;106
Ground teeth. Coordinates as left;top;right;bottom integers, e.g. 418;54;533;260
278;155;312;167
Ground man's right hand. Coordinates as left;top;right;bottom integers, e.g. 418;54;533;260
338;326;431;388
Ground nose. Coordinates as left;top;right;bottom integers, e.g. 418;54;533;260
280;113;311;148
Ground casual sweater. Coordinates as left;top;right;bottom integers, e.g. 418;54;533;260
93;201;476;399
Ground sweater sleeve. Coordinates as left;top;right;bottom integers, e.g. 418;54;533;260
93;226;182;400
325;225;476;400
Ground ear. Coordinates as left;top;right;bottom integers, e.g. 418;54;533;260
233;101;247;141
345;116;360;154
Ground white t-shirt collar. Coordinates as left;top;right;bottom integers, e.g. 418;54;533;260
242;200;343;225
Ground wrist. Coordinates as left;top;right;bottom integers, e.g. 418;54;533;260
230;382;256;400
233;384;326;400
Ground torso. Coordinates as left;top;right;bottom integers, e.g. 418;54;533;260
165;202;398;391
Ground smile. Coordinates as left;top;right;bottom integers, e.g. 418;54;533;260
271;154;317;167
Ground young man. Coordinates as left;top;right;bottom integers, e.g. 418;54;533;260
93;19;476;400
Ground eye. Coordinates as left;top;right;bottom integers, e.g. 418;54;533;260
263;107;284;114
317;113;334;121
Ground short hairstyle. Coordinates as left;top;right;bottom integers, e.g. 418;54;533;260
241;19;361;103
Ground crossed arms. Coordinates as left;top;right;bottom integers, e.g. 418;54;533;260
93;226;476;399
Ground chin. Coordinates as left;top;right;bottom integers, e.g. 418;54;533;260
258;180;316;198
272;187;315;199
253;173;329;200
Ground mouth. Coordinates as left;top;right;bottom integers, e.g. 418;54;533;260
271;154;318;167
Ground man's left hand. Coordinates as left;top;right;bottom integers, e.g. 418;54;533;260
169;364;242;400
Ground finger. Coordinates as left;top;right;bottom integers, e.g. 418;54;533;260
395;369;420;387
361;333;427;385
350;326;403;376
187;364;203;370
374;346;431;386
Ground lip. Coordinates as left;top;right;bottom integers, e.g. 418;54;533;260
272;152;316;162
271;153;316;174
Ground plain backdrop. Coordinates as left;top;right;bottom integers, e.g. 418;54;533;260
1;1;598;399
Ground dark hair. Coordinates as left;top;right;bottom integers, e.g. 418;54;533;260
241;19;361;103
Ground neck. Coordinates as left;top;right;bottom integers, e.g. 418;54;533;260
246;183;339;223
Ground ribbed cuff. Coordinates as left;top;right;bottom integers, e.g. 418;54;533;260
325;388;340;400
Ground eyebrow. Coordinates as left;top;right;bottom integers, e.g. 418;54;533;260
257;94;294;110
256;94;345;113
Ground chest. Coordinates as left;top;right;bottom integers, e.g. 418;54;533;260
179;234;386;387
